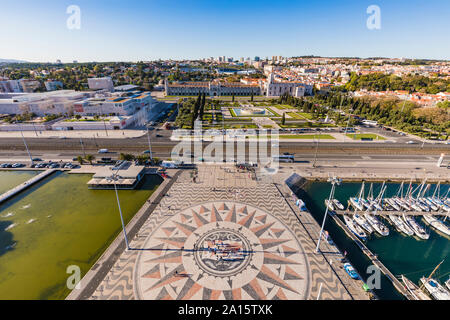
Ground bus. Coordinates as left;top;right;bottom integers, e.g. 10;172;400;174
272;154;295;163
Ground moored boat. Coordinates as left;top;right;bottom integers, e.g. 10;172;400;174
332;199;344;210
401;275;431;300
353;213;373;234
365;213;389;236
388;214;414;236
420;277;450;300
343;214;367;241
422;214;450;236
402;214;429;240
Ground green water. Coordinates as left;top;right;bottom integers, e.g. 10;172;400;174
0;171;40;195
0;172;162;300
297;181;450;300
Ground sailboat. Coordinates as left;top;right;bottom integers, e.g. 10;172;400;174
422;214;450;236
332;198;345;210
388;214;414;236
445;277;450;292
343;214;367;241
419;260;450;300
349;182;365;211
400;275;431;300
365;212;389;236
325;199;335;211
402;214;429;240
353;213;373;234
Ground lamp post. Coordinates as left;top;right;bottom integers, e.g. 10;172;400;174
20;123;33;165
315;176;341;253
107;168;130;250
146;126;153;161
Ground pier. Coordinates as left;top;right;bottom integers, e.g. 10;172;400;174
0;169;56;204
331;214;414;300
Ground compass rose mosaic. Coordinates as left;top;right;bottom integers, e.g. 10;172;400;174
134;201;309;300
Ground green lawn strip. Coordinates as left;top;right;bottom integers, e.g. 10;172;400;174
346;133;385;140
244;134;335;140
266;107;281;117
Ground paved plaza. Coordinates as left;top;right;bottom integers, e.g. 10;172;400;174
77;165;369;300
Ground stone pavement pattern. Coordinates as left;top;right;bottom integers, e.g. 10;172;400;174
88;165;358;300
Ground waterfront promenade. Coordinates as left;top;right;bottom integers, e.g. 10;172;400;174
69;165;370;300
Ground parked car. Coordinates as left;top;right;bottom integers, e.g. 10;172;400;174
98;149;109;154
32;158;43;162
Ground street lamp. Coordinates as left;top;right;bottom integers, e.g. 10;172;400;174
146;126;153;161
20;123;33;165
315;176;341;253
107;168;130;250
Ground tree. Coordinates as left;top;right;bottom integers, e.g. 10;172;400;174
232;94;235;102
76;156;84;165
119;153;135;161
281;112;286;125
85;154;95;165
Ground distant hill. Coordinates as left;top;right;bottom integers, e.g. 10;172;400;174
0;59;28;64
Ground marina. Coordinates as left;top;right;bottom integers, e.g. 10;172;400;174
298;180;450;300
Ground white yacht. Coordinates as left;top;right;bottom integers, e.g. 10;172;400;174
445;277;450;292
386;198;401;211
420;277;450;300
332;199;344;210
388;214;414;236
324;199;335;211
402;214;429;240
365;213;389;236
343;215;367;241
401;275;431;300
422;214;450;236
353;213;373;234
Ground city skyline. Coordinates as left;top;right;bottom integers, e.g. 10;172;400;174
1;0;449;62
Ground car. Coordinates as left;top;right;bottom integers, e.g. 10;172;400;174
406;141;417;144
32;158;43;162
156;134;163;138
12;163;24;168
142;150;151;154
98;149;109;154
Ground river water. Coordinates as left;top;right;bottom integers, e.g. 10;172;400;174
0;171;162;300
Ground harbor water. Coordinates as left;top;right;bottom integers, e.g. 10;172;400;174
297;181;450;300
0;171;162;300
0;171;39;195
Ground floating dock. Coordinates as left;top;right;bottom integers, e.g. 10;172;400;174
0;169;56;204
331;214;414;300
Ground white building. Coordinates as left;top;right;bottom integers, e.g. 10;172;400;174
165;80;261;97
0;80;22;93
88;77;114;92
265;73;313;97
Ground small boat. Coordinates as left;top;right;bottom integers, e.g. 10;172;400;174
365;213;389;236
402;214;429;240
422;214;450;236
332;199;344;210
445;277;450;292
420;277;450;300
353;213;373;234
388;215;414;236
344;263;360;279
325;199;335;211
401;275;431;300
343;215;367;241
296;199;308;212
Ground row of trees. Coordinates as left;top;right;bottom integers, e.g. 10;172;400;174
343;72;450;94
277;91;450;137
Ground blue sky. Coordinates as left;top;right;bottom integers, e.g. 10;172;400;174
0;0;449;62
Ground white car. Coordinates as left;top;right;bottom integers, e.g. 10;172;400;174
98;149;109;153
406;141;417;144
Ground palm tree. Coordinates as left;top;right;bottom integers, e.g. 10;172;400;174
76;156;84;165
85;154;95;165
